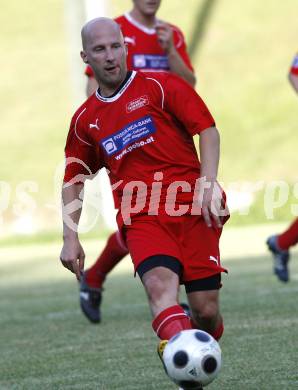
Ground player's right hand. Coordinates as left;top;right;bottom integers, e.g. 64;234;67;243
155;22;174;54
60;238;85;281
201;180;228;228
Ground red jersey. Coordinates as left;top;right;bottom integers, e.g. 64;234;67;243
85;13;193;77
290;53;298;75
64;71;214;217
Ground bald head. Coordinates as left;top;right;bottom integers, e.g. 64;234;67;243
81;17;123;50
80;17;128;96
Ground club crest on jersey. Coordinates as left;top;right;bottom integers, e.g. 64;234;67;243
126;95;149;113
89;118;100;130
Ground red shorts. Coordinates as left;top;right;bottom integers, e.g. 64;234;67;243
122;214;227;283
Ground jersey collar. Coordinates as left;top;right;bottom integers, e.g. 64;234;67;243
95;71;137;103
124;12;158;35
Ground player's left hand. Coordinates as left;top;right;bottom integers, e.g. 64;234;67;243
155;22;175;54
201;180;228;228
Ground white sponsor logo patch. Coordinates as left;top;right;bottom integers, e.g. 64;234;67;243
102;138;117;155
134;55;146;68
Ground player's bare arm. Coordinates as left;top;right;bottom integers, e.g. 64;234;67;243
156;22;196;87
60;182;85;280
199;126;224;228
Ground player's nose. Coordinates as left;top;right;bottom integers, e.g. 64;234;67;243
105;47;115;61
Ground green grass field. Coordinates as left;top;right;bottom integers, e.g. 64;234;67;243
1;230;297;390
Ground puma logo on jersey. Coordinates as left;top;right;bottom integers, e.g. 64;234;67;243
124;36;136;46
89;119;100;130
209;256;219;265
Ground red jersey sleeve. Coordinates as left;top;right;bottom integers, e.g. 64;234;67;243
164;73;215;135
290;54;298;75
64;111;103;184
172;25;194;72
85;65;94;78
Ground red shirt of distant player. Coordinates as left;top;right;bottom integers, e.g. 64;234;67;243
85;13;193;77
290;53;298;75
64;71;214;218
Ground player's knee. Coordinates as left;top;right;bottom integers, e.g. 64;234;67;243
192;301;219;324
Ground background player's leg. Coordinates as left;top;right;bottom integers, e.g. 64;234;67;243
85;231;128;289
266;219;298;282
277;218;298;250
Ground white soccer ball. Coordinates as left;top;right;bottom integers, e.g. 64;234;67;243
163;329;221;388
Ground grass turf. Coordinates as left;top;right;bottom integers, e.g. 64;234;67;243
0;239;297;389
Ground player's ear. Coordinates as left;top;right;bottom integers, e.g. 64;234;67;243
80;50;88;64
124;43;128;56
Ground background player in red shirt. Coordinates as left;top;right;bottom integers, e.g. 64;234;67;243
85;0;195;97
81;0;196;323
60;19;228;388
288;52;298;93
266;53;298;282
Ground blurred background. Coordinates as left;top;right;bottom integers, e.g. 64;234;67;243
0;0;297;245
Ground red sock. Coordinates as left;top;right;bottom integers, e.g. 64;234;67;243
277;218;298;250
85;231;128;288
152;305;192;340
190;318;198;329
209;321;224;341
190;318;224;341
